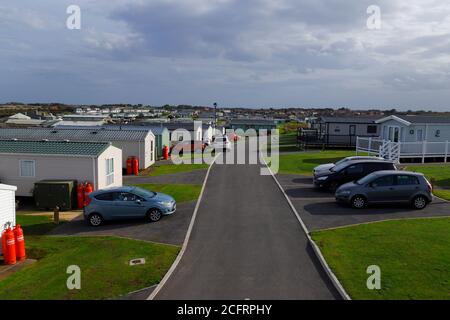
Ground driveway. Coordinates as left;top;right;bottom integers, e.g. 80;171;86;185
277;174;450;231
49;201;195;245
155;162;339;300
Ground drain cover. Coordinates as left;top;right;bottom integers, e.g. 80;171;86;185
129;258;146;266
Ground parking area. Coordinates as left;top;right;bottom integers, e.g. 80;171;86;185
277;173;450;231
48;168;208;245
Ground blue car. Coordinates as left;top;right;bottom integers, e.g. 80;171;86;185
84;186;176;226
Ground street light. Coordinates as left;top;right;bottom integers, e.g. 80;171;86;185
213;102;217;129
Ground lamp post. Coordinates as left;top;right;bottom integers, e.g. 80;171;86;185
213;102;217;129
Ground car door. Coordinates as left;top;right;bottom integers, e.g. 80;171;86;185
93;192;118;219
113;192;148;218
394;175;421;201
343;163;364;183
366;175;397;202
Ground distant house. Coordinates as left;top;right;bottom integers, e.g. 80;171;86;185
0;140;122;197
229;119;277;132
300;116;380;148
0;128;155;169
357;115;450;162
163;122;213;143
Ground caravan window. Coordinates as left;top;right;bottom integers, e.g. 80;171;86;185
106;158;114;185
20;160;35;177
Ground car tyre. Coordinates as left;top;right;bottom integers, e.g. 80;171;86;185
351;195;367;209
147;208;162;222
412;195;428;210
88;213;103;227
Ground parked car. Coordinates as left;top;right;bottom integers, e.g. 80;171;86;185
335;171;433;209
84;186;176;226
313;156;385;175
211;135;232;152
313;160;396;190
170;140;206;155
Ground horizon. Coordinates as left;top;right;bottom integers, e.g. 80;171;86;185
2;1;450;111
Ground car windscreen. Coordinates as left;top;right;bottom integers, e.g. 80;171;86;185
356;172;377;185
132;187;156;198
334;158;349;166
331;162;350;172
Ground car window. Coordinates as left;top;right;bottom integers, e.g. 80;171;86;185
115;192;139;202
396;175;420;185
94;192;114;201
346;164;364;174
364;163;382;173
372;175;395;187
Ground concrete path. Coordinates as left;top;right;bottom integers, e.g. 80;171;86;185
277;173;450;231
155;163;339;300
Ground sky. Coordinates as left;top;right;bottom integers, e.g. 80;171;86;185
1;0;450;110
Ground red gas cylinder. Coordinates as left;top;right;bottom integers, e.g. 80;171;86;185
1;228;16;265
13;225;26;261
162;145;169;160
76;183;85;209
84;182;94;207
131;157;139;175
126;157;133;175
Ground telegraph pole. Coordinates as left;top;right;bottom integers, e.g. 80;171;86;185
213;102;217;129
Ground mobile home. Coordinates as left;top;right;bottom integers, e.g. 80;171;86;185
0;140;122;197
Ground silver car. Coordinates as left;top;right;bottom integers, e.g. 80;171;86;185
84;186;176;226
313;156;384;175
335;170;433;209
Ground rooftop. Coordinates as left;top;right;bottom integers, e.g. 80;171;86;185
0;140;110;156
0;128;152;142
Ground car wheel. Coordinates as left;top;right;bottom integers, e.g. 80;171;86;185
88;213;103;227
351;195;367;209
147;208;162;222
412;196;428;210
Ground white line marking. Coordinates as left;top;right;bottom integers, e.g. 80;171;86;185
261;156;351;300
147;156;218;300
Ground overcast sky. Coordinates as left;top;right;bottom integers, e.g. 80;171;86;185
1;0;450;110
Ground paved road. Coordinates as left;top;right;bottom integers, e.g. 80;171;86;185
155;162;339;300
277;174;450;231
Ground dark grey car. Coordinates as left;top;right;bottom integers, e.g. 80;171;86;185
335;170;433;209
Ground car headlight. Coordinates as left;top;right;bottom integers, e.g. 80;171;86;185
158;201;173;207
317;176;328;181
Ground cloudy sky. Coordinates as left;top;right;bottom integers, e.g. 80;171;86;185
1;0;450;110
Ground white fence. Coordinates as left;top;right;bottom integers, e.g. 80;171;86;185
356;137;450;163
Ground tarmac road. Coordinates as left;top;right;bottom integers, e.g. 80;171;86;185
155;161;339;300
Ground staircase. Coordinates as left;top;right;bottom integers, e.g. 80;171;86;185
379;140;400;163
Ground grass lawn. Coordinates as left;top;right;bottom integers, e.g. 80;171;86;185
132;183;202;203
141;162;209;176
406;165;450;188
16;214;61;235
0;236;179;300
432;189;450;201
312;218;450;300
278;150;355;175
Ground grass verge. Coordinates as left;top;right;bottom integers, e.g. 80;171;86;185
0;236;179;300
311;218;450;300
141;162;209;176
278;150;355;175
132;183;202;203
406;165;450;188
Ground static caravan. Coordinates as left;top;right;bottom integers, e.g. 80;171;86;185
0;128;155;169
0;140;122;197
0;184;17;255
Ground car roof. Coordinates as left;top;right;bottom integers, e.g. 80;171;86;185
345;159;393;165
371;170;424;176
92;186;136;194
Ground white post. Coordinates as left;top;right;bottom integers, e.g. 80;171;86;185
356;136;359;155
368;137;372;156
422;140;426;163
445;141;449;163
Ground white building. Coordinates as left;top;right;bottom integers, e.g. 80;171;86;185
0;128;155;169
0;140;122;197
0;184;17;255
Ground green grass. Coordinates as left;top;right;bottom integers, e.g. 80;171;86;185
133;183;202;203
406;165;450;188
312;218;450;300
278;150;355;175
0;236;179;300
142;162;209;176
16;214;60;235
433;189;450;201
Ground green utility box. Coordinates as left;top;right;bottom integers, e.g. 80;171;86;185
34;180;77;211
